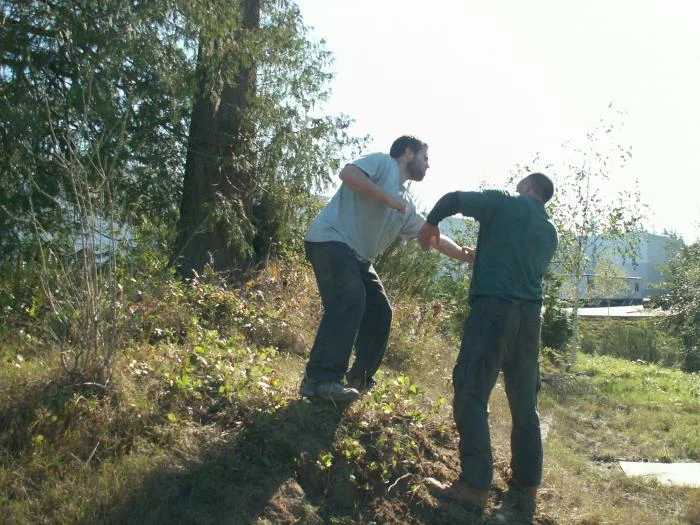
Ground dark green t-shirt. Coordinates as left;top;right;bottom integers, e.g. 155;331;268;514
458;190;558;303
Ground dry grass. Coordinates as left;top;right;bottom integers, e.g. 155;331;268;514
1;258;698;524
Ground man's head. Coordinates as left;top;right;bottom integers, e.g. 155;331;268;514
516;172;554;203
390;135;429;181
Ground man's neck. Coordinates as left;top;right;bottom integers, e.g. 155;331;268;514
520;191;543;204
395;157;410;183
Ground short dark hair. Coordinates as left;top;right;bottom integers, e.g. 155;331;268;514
389;135;428;158
527;172;555;203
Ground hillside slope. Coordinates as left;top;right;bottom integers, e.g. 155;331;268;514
1;257;698;524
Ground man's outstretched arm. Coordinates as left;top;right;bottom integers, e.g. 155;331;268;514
418;192;462;249
430;234;475;266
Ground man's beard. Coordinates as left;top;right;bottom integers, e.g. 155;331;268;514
407;158;426;181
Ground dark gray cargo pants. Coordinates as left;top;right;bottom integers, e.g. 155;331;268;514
453;295;543;489
304;241;392;384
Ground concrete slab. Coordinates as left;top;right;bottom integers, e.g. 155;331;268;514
618;462;700;487
570;305;664;318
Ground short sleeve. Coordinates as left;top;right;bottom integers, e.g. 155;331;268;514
351;152;390;182
399;204;426;240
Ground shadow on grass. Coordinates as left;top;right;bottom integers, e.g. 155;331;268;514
95;398;350;525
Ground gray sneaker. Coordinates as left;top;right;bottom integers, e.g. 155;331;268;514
315;381;360;401
299;376;359;402
299;375;317;398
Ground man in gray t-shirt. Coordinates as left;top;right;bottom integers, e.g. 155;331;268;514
300;135;473;402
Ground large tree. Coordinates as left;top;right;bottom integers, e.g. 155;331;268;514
1;0;360;272
170;0;362;275
0;0;362;377
1;0;194;264
170;0;261;274
1;0;200;376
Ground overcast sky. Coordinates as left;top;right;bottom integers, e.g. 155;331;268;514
295;0;700;243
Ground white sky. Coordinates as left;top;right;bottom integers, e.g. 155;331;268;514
295;0;700;244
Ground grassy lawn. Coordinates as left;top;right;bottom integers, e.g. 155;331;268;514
533;353;699;523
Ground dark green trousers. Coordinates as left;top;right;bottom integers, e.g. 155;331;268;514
453;295;543;489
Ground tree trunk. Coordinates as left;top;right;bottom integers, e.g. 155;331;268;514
171;0;261;277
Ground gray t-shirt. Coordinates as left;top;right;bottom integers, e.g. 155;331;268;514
304;152;425;261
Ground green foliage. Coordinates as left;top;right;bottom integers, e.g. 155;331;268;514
541;271;573;354
579;318;684;368
1;0;194;254
329;375;432;492
1;0;201;380
250;2;367;255
2;0;365;277
170;0;366;273
542;307;573;353
656;241;700;371
374;238;443;300
432;218;478;336
434;269;471;338
1;0;366;381
375;216;475;339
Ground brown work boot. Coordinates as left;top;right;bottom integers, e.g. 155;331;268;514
493;485;536;524
425;477;487;516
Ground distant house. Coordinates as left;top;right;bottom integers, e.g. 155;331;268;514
620;232;682;297
572;273;644;306
571;232;682;304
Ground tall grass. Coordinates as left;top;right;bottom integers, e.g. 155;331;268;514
2;254;699;524
579;317;685;367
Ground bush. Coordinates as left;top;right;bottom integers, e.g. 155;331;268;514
375;237;474;340
682;346;700;373
579;319;684;368
655;241;700;372
374;238;443;301
542;307;572;352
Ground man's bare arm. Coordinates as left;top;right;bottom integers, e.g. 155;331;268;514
339;164;406;213
431;234;474;267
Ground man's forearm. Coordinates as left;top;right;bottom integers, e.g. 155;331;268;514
426;192;461;225
431;234;468;261
340;164;395;207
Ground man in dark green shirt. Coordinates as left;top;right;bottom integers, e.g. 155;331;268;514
418;173;558;519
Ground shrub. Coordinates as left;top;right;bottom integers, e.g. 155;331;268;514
655;241;700;372
579;319;684;368
542;307;572;352
374;238;443;301
375;238;473;340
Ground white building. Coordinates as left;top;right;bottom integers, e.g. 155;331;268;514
573;232;682;304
